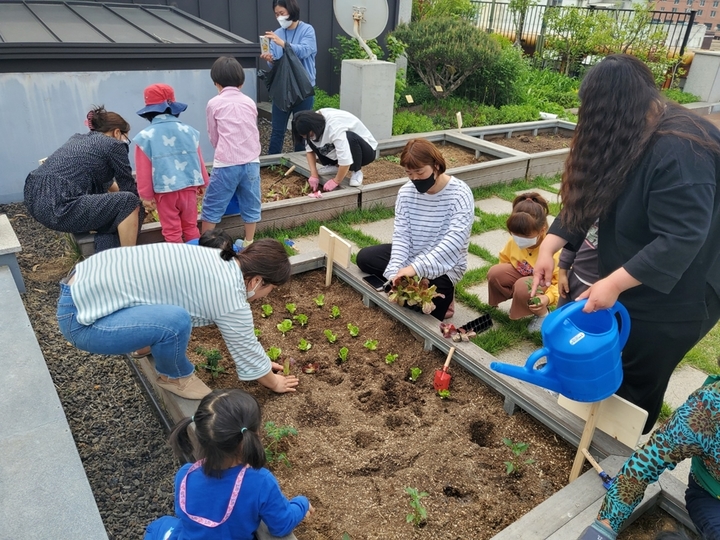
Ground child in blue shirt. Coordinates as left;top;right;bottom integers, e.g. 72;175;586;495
145;389;313;540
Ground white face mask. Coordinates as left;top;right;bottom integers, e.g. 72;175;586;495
277;16;293;29
246;279;263;299
512;235;538;250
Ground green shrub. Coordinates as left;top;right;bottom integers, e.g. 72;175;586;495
517;66;580;110
456;38;527;107
403;82;436;106
495;103;540;124
391;17;501;99
329;35;405;72
412;0;477;21
313;88;340;110
392;111;437;135
661;88;701;104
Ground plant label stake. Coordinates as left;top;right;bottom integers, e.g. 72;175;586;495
433;347;456;391
318;226;351;287
581;448;614;489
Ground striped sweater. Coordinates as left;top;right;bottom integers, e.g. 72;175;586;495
385;177;475;285
71;243;271;380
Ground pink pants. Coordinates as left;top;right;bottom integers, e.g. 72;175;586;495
487;263;535;319
155;188;201;243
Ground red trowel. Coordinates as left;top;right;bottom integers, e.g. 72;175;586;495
433;347;456;391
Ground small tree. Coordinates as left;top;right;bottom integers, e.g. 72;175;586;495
508;0;537;48
542;7;605;76
392;17;501;99
412;0;476;22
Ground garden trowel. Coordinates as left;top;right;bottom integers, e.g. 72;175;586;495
433;347;456;391
581;448;614;489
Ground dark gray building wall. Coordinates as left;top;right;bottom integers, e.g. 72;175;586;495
0;0;402;94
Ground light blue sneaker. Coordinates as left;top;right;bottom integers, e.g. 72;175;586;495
527;314;547;333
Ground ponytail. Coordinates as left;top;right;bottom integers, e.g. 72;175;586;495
168;417;196;462
506;192;549;236
198;229;236;261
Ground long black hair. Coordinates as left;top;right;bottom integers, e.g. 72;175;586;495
169;389;266;477
291;110;327;148
559;54;720;233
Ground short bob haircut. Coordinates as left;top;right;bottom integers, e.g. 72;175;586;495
211;56;245;89
399;138;447;175
291;111;326;147
273;0;300;21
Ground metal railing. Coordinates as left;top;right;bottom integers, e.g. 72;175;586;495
471;1;696;58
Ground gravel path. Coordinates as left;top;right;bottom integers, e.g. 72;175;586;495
0;118;286;539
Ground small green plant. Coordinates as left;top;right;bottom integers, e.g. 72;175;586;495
330;305;341;319
347;323;360;337
404;487;429;527
324;329;338;343
300;183;310;195
525;279;544;307
195;347;225;379
363;339;379;351
437;389;451;399
285;303;297;314
282;357;295;375
261;304;273;318
658;401;675;423
298;338;312;352
388;276;444;314
293;313;308;326
381;154;401;164
338;346;349;363
276;319;294;335
385;352;398;364
279;185;291;199
502;438;535;475
266;347;282;362
254;328;261;337
314;294;325;307
409;367;422;382
264;421;298;466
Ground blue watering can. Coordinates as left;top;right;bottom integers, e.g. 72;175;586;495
490;300;630;402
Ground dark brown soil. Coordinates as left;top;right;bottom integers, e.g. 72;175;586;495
486;133;572;153
190;270;580;539
260;163;310;202
619;507;698;539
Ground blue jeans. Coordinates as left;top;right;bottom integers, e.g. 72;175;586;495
268;95;314;155
202;163;261;224
686;474;720;539
56;283;195;379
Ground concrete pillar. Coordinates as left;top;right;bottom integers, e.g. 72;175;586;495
340;59;396;141
684;51;720;103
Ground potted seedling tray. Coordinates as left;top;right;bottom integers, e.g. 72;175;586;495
128;250;695;538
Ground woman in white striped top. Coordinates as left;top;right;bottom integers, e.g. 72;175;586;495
56;239;299;400
356;139;475;320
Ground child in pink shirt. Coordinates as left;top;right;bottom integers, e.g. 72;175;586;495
133;84;209;243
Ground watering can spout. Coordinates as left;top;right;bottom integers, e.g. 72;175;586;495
490;347;562;394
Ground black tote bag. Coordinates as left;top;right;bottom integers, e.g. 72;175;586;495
259;45;314;112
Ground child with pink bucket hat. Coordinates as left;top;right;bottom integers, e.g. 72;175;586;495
132;83;210;243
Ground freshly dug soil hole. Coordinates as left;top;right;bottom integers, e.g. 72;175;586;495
486;133;572;153
189;270;579;539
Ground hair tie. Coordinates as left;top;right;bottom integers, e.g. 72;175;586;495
240;427;247;434
191;415;195;423
86;111;95;131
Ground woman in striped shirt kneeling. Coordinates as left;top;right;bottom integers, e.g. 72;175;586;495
57;239;299;399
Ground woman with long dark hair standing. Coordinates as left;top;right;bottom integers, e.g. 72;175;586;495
532;54;720;433
262;0;317;155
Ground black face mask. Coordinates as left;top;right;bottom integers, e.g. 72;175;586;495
412;173;435;194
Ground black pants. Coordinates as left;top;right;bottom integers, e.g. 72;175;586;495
356;243;454;321
620;284;720;433
313;131;376;172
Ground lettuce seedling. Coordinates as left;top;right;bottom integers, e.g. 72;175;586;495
409;367;422;382
363;339;378;351
276;319;293;335
525;279;544;307
405;487;429;527
385;352;398;364
298;338;312;352
302;362;319;374
347;323;360;337
286;303;297;314
437;389;451;399
330;305;341;319
261;304;273;318
293;313;308;326
388;276;445;315
314;294;325;307
254;328;261;337
338;346;349;363
266;347;282;362
324;329;337;344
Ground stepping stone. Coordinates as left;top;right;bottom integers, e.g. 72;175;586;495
474;197;513;216
464;281;512;314
352;218;395;245
465;253;489;272
493;340;538;367
469;229;509;256
550;182;562;191
514;188;561;205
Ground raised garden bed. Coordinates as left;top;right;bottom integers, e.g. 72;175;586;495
486;132;572;153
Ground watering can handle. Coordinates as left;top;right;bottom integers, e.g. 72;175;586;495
541;299;589;337
542;299;630;348
524;346;550;371
608;301;631;349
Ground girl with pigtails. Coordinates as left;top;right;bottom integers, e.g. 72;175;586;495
145;389;313;540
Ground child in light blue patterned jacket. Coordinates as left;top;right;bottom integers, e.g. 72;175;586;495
133;83;209;243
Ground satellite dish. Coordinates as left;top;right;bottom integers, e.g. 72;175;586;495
333;0;389;61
